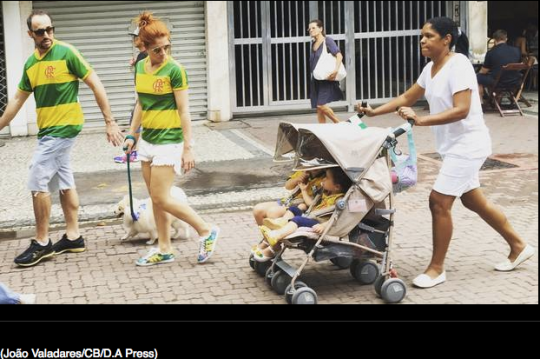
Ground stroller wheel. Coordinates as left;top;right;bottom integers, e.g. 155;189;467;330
249;253;255;270
350;260;380;285
265;266;275;286
292;287;318;305
380;278;407;304
271;270;292;295
284;281;308;304
374;275;385;297
330;256;353;269
253;260;272;277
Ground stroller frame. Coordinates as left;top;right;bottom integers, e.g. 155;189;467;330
250;121;414;304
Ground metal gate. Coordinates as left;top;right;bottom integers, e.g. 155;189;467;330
230;1;450;114
0;4;9;136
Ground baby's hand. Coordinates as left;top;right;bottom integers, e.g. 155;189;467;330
313;224;325;234
299;182;308;191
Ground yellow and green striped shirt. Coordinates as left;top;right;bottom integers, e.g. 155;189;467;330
135;56;188;144
314;193;344;211
18;40;92;138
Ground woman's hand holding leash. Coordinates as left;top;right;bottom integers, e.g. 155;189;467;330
123;135;137;154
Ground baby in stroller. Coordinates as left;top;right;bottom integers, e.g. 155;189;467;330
249;120;415;304
253;167;351;262
252;169;325;225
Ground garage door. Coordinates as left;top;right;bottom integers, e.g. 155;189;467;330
33;1;208;126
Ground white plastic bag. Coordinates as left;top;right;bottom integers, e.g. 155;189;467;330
313;40;346;81
390;129;417;193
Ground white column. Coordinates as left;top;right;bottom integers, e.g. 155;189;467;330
205;1;231;122
468;1;488;64
2;1;35;137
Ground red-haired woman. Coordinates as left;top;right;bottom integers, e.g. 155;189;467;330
123;12;219;266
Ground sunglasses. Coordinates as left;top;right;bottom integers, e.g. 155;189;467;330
150;44;171;55
31;26;55;36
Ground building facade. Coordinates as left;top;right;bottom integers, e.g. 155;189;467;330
1;1;486;137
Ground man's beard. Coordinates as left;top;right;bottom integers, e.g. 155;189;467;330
37;39;52;51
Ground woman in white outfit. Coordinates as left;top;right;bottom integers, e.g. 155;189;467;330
357;17;534;288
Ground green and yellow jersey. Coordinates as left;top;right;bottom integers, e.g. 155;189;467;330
281;171;325;205
314;193;344;211
135;56;188;144
18;40;92;138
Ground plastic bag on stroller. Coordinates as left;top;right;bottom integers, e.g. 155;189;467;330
390;128;417;193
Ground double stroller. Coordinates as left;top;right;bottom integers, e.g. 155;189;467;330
248;120;414;304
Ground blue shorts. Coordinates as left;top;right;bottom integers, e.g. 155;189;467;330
290;216;318;228
288;206;303;217
28;136;76;193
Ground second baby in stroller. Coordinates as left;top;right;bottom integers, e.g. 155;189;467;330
253;167;352;262
252;169;325;226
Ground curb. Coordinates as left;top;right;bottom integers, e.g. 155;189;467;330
0;200;261;242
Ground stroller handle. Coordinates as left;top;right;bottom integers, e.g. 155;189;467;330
382;112;414;149
392;119;415;138
392;107;415;138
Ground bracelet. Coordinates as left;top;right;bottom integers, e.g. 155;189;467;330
125;134;137;145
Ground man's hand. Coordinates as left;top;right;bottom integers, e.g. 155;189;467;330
106;120;124;147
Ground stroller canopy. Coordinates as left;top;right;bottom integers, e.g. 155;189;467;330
273;122;394;237
293;123;391;182
274;122;312;162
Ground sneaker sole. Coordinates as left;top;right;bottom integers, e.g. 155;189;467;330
198;228;220;264
15;251;55;267
136;258;175;267
54;247;86;255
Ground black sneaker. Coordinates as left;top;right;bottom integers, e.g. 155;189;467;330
14;239;54;267
52;234;86;255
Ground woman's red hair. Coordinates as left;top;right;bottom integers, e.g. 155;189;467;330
136;11;170;47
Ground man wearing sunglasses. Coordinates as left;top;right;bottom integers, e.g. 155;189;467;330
0;10;123;267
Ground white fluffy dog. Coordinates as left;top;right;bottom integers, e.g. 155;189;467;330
114;186;191;245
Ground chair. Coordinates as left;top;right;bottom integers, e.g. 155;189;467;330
486;58;534;117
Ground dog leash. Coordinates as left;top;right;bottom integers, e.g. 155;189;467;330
123;144;139;222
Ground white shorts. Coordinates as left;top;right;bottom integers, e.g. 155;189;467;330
137;138;184;175
433;155;487;197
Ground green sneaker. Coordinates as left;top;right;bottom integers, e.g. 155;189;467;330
136;247;175;266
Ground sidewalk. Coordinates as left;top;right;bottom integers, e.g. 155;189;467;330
0;94;537;304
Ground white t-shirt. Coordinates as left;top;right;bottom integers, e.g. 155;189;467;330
417;53;492;159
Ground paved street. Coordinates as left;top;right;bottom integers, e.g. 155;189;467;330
0;92;537;304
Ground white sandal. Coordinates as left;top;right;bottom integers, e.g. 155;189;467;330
252;246;275;262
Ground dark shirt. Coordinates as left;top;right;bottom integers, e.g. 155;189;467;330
455;32;469;58
133;51;148;83
483;43;521;85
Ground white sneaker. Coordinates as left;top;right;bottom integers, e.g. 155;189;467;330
19;293;37;304
412;271;446;288
495;244;535;272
